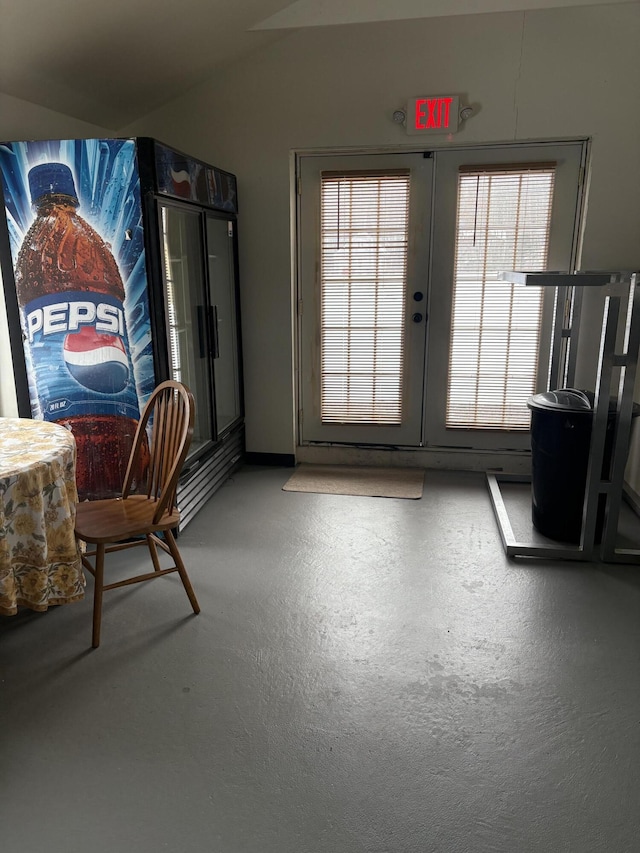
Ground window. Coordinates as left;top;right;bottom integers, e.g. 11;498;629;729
446;163;556;430
320;170;410;424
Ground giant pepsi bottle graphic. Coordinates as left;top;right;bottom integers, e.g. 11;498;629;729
15;162;148;499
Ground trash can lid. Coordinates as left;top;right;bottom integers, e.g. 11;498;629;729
527;388;593;411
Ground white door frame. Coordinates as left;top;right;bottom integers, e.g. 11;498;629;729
294;138;590;465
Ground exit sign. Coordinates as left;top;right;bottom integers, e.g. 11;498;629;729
406;95;460;135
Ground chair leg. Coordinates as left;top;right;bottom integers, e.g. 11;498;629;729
92;543;105;648
164;528;200;614
147;534;162;572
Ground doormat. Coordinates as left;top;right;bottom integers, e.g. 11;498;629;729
282;464;424;499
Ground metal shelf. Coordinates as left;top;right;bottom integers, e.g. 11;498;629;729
488;270;640;563
499;270;628;288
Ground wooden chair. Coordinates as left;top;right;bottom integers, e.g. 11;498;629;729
74;380;200;648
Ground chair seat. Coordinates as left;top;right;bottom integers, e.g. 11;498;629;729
75;494;181;544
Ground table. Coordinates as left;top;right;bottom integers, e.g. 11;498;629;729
0;417;85;615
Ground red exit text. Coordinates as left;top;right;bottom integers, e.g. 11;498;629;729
416;97;452;130
405;95;460;135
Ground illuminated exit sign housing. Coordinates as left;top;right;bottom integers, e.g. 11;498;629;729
406;95;460;135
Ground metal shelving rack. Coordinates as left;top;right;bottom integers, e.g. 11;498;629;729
486;270;640;563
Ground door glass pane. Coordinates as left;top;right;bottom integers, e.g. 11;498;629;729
320;171;410;424
160;204;213;457
447;165;555;430
206;216;241;434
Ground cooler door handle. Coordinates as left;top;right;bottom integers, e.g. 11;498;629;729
196;305;207;358
209;305;220;359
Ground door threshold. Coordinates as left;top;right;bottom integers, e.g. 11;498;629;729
296;444;531;473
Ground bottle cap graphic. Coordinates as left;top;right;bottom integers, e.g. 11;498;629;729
28;162;78;206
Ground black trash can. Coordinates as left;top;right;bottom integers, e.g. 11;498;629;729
527;389;637;544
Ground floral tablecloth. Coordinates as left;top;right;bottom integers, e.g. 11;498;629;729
0;417;85;615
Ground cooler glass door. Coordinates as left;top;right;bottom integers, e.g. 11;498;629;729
206;215;241;435
159;202;214;458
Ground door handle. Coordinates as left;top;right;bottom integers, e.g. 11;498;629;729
196;305;206;358
412;312;423;323
209;305;220;359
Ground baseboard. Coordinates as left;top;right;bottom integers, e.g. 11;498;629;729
244;452;296;467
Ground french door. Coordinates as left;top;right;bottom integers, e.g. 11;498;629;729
299;152;432;445
297;141;586;450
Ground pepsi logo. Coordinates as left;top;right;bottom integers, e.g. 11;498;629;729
63;326;129;394
170;167;192;198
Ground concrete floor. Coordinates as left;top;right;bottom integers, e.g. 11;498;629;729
2;466;640;853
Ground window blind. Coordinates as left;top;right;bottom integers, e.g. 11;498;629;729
320;171;410;424
446;164;556;430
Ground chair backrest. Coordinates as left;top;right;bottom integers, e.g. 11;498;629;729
122;380;195;524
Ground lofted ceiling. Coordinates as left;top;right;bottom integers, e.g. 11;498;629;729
0;0;633;130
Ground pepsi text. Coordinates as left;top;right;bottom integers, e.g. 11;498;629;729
26;299;125;344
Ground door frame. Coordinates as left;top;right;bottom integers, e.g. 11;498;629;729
293;138;590;459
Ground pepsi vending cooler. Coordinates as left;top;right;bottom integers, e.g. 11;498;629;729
0;137;244;528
